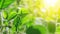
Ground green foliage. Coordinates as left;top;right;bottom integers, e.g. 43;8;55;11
57;24;60;31
26;25;47;34
26;26;41;34
0;0;15;9
8;11;17;21
13;8;35;32
18;8;29;14
47;21;56;33
21;14;33;25
13;15;21;31
3;11;8;19
3;11;17;21
0;0;59;34
3;20;8;26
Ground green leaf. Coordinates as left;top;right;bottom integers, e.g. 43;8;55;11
11;25;16;34
26;25;47;34
3;11;8;19
56;24;60;32
21;13;29;18
0;0;15;9
18;8;29;14
0;0;2;8
3;20;8;26
47;21;56;33
21;14;34;25
8;11;17;21
13;15;21;31
26;19;34;28
3;10;17;21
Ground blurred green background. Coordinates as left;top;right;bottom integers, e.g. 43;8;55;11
0;0;60;34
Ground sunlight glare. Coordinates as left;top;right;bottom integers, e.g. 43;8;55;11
44;0;57;7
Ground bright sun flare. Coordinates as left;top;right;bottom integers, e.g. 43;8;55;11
44;0;57;7
40;0;58;13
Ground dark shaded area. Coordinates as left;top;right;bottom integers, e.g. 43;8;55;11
26;26;41;34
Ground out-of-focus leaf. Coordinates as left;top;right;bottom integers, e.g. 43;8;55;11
3;9;17;21
0;0;15;9
21;13;28;18
26;19;34;28
47;21;56;33
3;31;7;34
21;14;34;25
3;11;8;19
13;15;21;31
19;8;30;20
3;20;8;26
18;8;29;14
11;25;16;34
0;0;2;8
56;24;60;32
8;11;17;21
26;25;47;34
